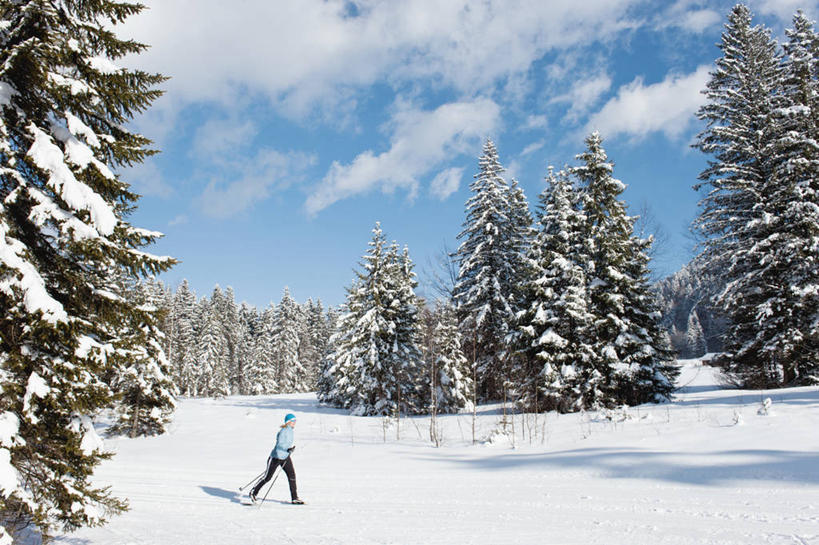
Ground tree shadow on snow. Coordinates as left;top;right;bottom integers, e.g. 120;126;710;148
674;387;819;408
415;447;819;487
210;395;348;417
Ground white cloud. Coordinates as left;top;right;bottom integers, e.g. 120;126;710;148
122;0;645;121
306;98;501;214
677;9;723;32
654;1;721;33
198;149;315;218
192;118;258;160
429;167;464;200
550;73;612;121
585;65;710;141
753;0;819;20
168;214;188;227
520;140;545;156
523;115;549;130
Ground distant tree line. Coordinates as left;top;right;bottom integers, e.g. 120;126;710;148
654;263;728;359
143;281;337;398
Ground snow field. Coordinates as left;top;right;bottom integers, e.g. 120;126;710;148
55;361;819;545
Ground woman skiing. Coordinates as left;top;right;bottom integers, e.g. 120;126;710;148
249;413;304;504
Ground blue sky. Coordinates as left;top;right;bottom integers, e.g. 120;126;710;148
118;0;817;308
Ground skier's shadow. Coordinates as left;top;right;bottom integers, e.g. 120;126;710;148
200;486;245;504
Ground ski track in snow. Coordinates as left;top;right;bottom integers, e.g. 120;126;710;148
54;360;819;545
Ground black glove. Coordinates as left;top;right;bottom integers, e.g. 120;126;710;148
287;446;296;453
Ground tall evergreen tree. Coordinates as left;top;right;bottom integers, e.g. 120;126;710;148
719;10;819;386
573;132;677;408
317;306;343;404
194;297;229;397
235;303;260;395
216;286;241;394
454;140;525;401
693;4;788;385
320;292;359;408
297;299;320;385
0;0;172;538
272;287;307;392
685;311;707;358
170;280;198;396
246;303;278;395
324;224;423;415
514;168;596;412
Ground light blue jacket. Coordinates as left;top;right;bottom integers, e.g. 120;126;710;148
272;426;294;460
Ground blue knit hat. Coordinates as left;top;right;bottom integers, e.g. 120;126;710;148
284;413;296;423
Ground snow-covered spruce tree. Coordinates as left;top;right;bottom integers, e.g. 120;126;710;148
513;168;596;412
0;0;174;539
693;5;786;385
315;343;339;405
235;302;260;395
106;278;176;438
572;132;677;408
246;303;278;395
300;298;330;387
316;305;342;404
454;140;529;401
685;311;707;359
327;224;424;415
194;296;229;397
711;10;819;387
318;293;358;408
215;286;241;394
297;299;318;383
391;244;425;413
169;280;198;396
272;287;307;393
430;302;473;413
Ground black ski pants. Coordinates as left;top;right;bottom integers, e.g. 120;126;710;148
251;455;297;500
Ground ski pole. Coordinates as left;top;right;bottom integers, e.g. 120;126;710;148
240;470;266;491
258;465;282;507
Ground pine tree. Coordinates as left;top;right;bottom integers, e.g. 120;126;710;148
685;311;707;358
430;303;473;413
0;0;172;538
235;303;260;395
272;287;307;392
319;295;358;408
194;297;229;397
514;168;596;412
317;306;343;404
573;132;677;408
391;244;425;413
297;299;319;384
246;303;278;395
693;4;787;385
325;224;423;415
217;286;241;395
454;140;527;401
170;280;198;396
717;10;819;386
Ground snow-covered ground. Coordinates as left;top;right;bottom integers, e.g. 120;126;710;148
55;360;819;545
